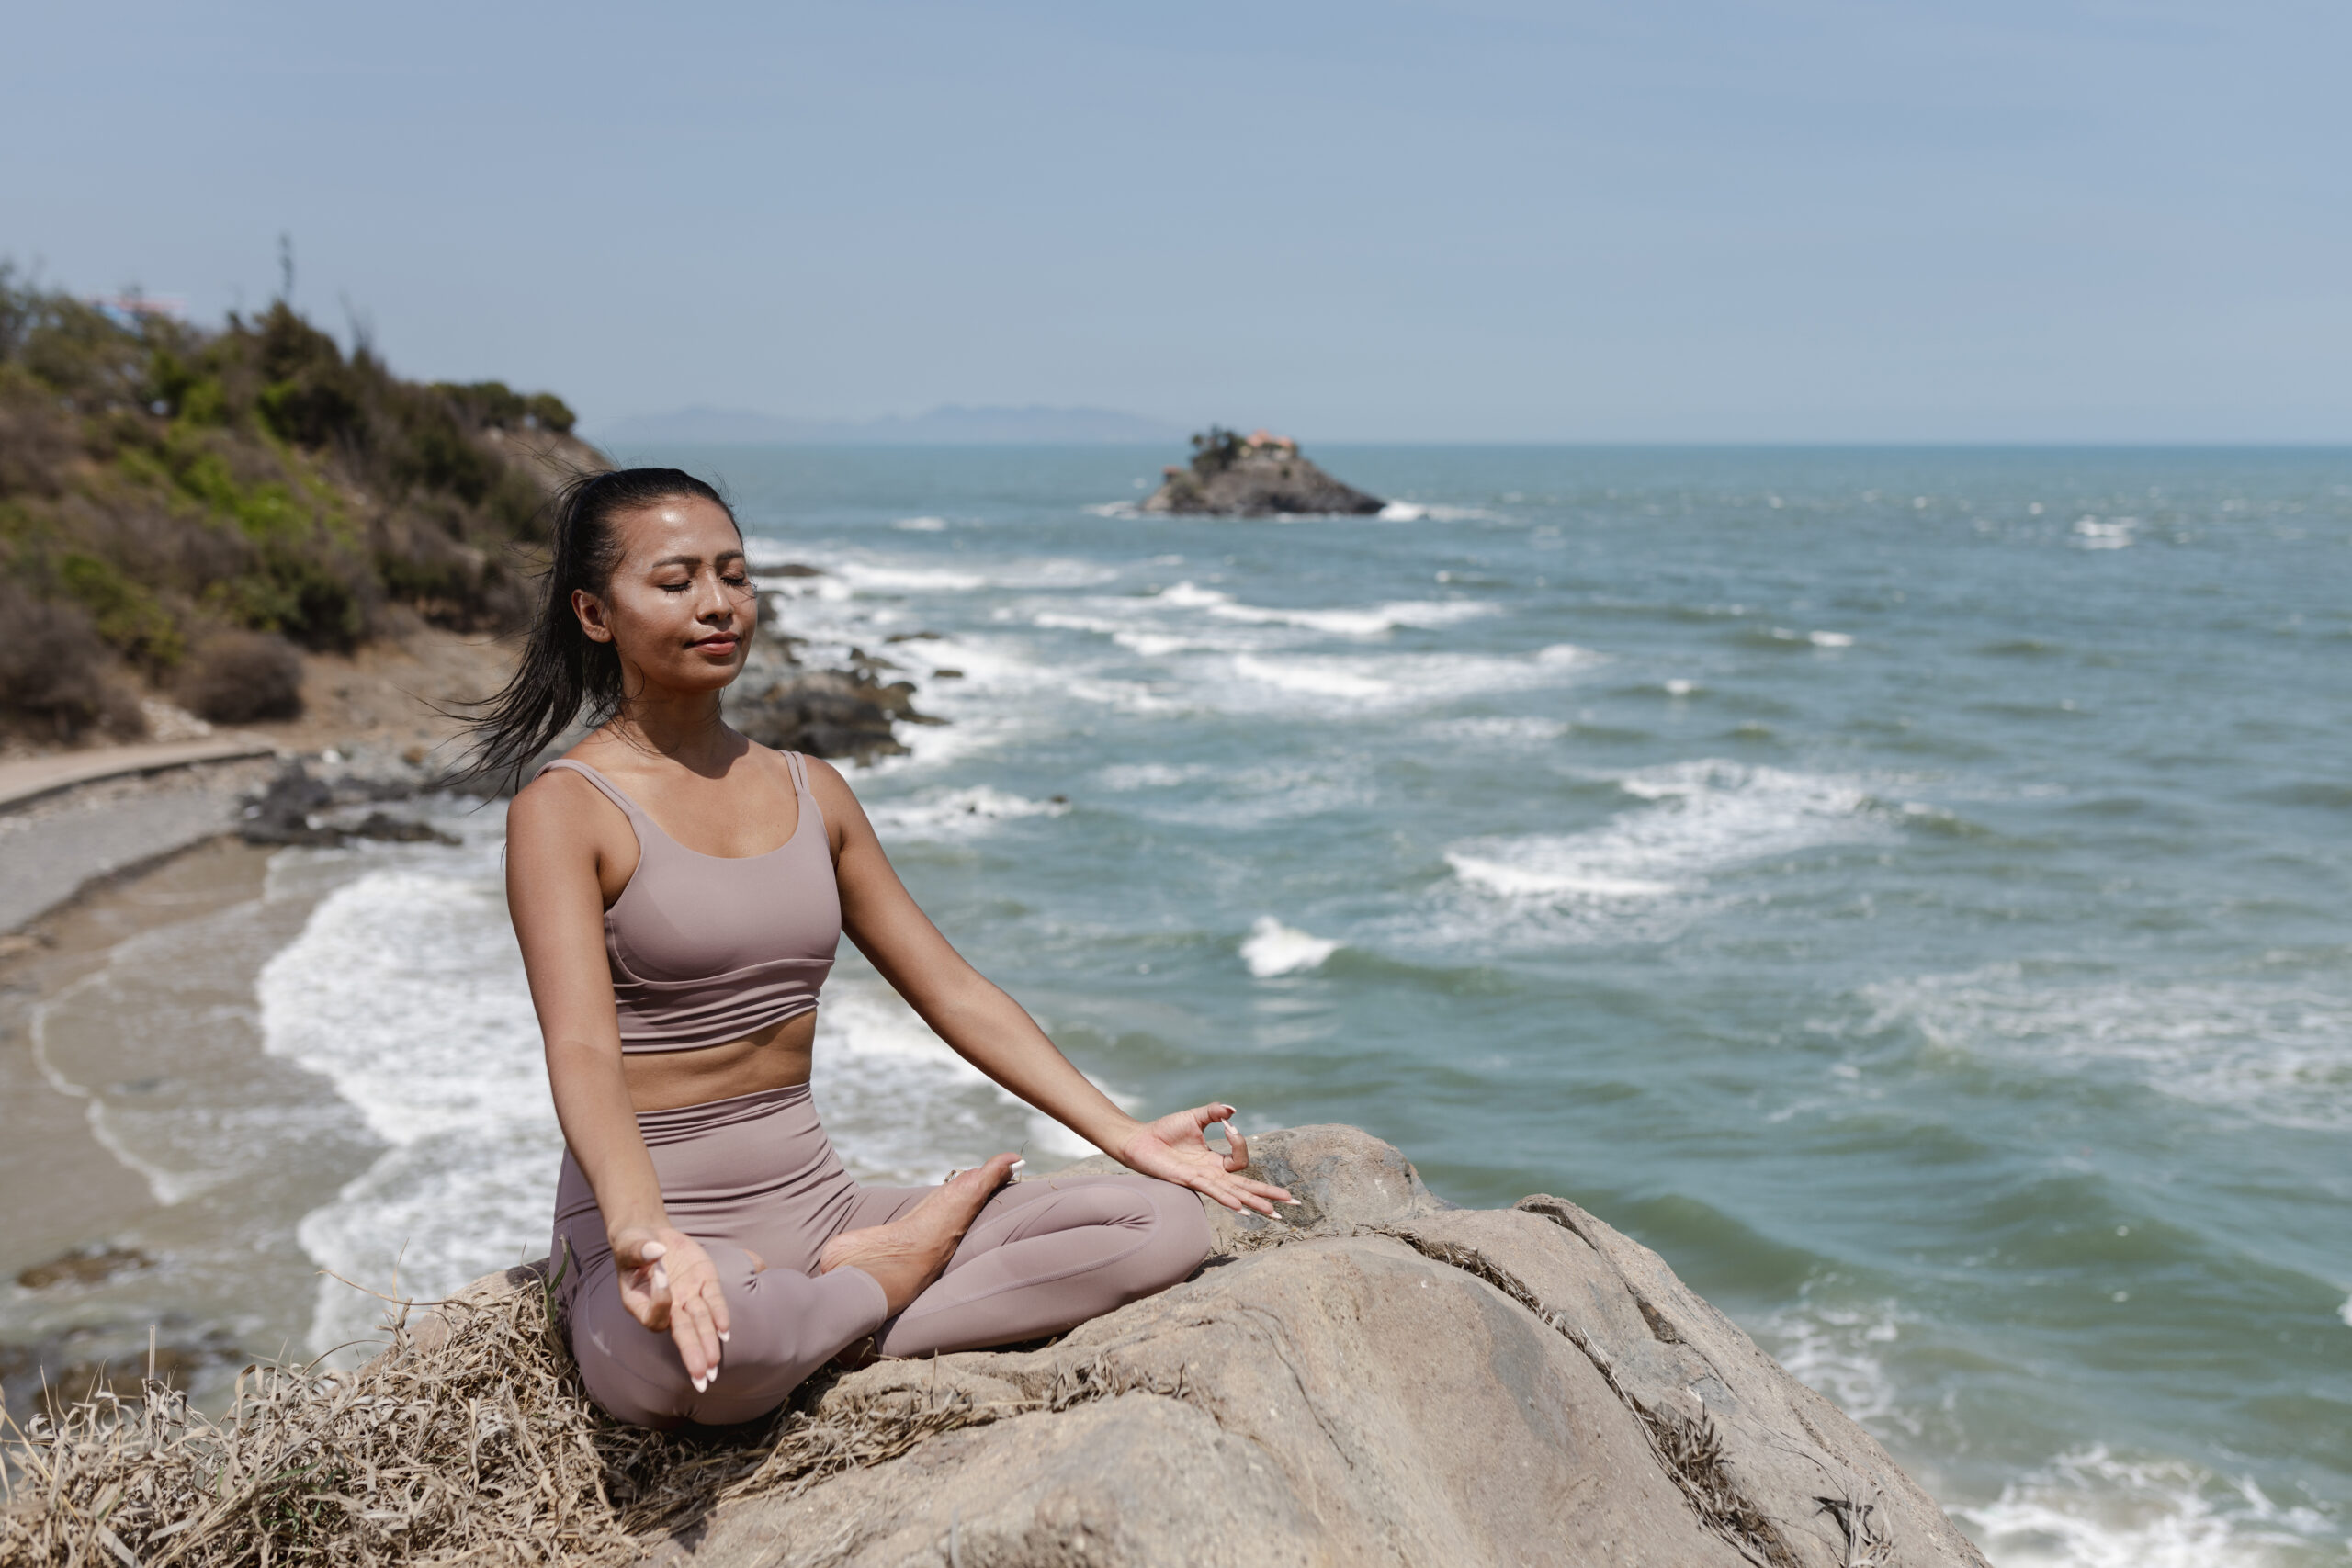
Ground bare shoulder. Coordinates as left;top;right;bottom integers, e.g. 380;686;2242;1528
505;767;612;852
797;753;876;836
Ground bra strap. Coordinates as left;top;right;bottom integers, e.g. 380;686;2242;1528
539;759;650;825
783;750;809;795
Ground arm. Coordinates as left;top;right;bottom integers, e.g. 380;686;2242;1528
808;758;1294;1214
504;774;729;1382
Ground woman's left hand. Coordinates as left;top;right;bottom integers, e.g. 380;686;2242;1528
1117;1104;1296;1214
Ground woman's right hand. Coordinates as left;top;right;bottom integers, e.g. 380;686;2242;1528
611;1224;731;1389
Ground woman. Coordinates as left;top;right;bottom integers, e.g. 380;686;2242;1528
470;468;1294;1429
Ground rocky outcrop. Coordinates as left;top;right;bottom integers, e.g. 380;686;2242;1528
1140;428;1385;516
724;630;944;767
652;1125;1983;1567
8;1126;1984;1566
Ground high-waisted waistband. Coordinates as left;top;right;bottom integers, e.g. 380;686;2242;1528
632;1080;814;1146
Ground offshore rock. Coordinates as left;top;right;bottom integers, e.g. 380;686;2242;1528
642;1125;1987;1568
1140;427;1385;516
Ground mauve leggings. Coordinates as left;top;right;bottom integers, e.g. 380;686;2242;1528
551;1082;1212;1429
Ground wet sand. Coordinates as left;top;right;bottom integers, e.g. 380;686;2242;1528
0;838;377;1414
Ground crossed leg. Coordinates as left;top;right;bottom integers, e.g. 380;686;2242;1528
832;1174;1212;1358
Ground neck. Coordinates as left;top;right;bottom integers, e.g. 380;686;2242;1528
608;683;732;770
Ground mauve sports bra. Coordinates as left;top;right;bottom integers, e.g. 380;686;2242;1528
538;753;840;1051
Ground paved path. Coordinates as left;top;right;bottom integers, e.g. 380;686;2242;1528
0;737;277;810
0;740;283;932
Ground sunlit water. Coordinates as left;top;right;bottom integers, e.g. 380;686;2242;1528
22;446;2351;1564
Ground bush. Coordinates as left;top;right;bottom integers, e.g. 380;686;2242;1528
0;265;588;699
175;627;304;723
0;579;138;738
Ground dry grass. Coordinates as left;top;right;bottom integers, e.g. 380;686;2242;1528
0;1275;1119;1568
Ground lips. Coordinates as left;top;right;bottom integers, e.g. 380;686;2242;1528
691;634;740;654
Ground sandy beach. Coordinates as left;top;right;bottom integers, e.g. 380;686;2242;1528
0;626;519;1410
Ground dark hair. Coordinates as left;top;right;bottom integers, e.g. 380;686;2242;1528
455;466;739;791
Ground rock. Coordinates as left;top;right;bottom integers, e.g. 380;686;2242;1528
14;1244;151;1292
609;1125;1984;1567
1140;427;1385;516
725;668;942;765
237;759;456;845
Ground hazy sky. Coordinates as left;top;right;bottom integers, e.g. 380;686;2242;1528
7;2;2347;441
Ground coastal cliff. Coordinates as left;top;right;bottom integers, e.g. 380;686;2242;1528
5;1126;1985;1567
0;273;600;747
1140;427;1385;517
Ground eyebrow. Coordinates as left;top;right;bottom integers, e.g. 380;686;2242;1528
650;548;746;570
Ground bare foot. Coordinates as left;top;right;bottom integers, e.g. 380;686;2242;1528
816;1154;1021;1315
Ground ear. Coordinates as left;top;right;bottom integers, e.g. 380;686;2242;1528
571;587;614;644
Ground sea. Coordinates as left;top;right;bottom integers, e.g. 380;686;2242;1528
13;446;2350;1566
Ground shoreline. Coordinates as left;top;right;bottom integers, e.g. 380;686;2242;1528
0;624;514;939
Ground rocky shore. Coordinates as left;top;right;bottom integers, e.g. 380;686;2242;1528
5;1125;1984;1567
1141;427;1385;516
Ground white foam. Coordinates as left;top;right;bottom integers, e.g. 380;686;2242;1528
866;786;1071;842
1219;643;1599;713
1239;916;1341;977
1450;761;1883;903
1419;716;1573;746
1860;964;2352;1131
1377;501;1428;521
1665;679;1698;695
256;841;563;1355
1150;580;1498;638
1758;1299;1909;1435
1808;630;1854;648
1098;761;1213;791
2074;516;2138;550
1232;654;1391;701
895;515;949;532
1956;1447;2335;1568
810;979;1099;1183
1445;859;1678;899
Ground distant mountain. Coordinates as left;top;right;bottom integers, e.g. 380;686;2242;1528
597;403;1185;446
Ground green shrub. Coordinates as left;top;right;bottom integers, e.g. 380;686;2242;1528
55;551;185;668
0;265;588;691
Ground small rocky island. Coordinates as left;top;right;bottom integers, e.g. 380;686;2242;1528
1140;427;1385;516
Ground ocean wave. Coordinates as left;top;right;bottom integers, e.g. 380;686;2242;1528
255;851;561;1356
810;979;1098;1184
1758;1298;1912;1437
1450;761;1886;903
1151;580;1498;638
865;785;1072;842
1955;1446;2335;1568
1239;916;1341;977
1860;964;2352;1131
1418;716;1575;746
1220;643;1598;712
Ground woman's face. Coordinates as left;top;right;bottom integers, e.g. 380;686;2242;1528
573;495;757;695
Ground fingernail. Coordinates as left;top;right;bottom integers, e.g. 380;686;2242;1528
642;1243;666;1259
719;1330;731;1343
1282;1198;1302;1206
1010;1158;1026;1170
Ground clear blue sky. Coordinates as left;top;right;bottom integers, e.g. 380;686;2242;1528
7;2;2346;442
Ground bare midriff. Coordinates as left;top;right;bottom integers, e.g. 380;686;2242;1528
621;1010;820;1112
